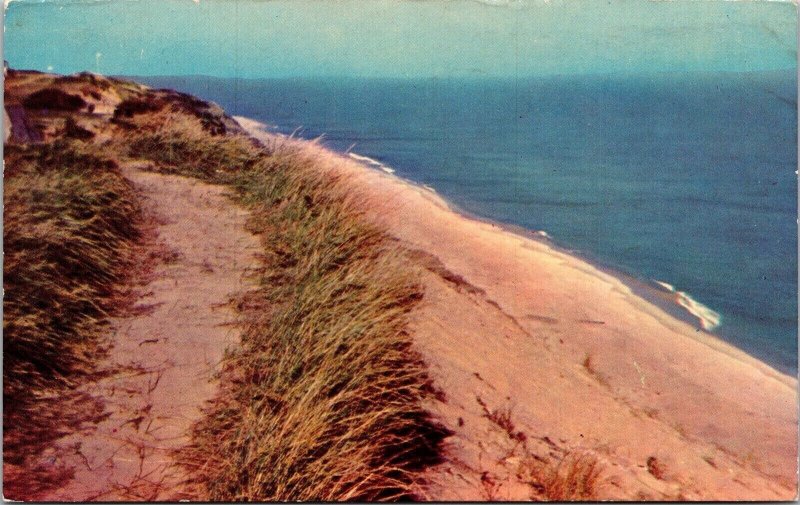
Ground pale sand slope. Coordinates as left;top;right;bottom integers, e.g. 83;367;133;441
239;117;798;501
38;167;260;501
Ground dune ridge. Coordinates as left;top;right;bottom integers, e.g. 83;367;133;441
238;115;797;500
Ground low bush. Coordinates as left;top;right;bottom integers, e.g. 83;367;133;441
22;88;87;111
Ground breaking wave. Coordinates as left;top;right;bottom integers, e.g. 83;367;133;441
348;152;395;174
654;280;722;331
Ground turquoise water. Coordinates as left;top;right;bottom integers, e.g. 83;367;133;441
135;72;798;373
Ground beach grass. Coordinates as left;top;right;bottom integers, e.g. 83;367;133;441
530;452;604;501
3;74;450;500
120;107;450;500
3;74;610;500
3;140;142;494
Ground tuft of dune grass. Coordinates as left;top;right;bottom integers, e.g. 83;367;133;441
520;451;604;501
540;453;603;501
121;106;450;501
3;140;142;496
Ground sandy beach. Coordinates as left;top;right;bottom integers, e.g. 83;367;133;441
238;117;798;500
4;0;797;497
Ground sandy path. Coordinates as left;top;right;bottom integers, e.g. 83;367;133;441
38;168;260;501
239;118;797;501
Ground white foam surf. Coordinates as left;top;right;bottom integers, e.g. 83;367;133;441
348;152;381;165
348;152;395;174
676;291;722;331
654;280;676;292
654;279;721;331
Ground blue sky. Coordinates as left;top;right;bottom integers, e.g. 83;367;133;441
4;0;797;78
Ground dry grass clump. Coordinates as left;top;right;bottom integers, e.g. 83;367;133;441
521;451;604;501
3;141;142;467
646;455;667;480
477;396;527;444
124;109;450;500
541;453;603;501
477;395;602;501
125;111;259;179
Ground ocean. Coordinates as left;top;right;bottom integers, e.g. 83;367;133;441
134;71;798;374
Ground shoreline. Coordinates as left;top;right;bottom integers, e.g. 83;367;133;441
235;116;796;384
382;170;797;387
239;114;797;498
5;69;795;500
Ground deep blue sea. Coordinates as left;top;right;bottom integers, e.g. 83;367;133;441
134;72;798;374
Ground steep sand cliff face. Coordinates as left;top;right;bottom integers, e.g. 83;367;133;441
240;118;797;501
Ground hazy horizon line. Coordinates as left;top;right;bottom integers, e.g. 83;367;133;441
10;65;796;82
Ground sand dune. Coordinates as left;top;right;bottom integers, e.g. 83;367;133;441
239;117;798;500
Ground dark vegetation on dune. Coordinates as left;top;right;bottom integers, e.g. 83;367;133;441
62;117;96;140
22;88;88;111
112;97;166;118
56;72;114;90
114;91;231;135
4;72;450;501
